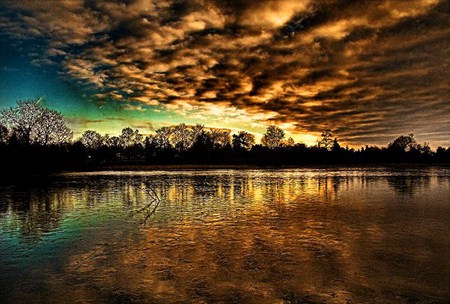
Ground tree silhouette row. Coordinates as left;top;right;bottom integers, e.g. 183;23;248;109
1;99;449;173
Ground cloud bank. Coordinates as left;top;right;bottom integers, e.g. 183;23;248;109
1;0;449;146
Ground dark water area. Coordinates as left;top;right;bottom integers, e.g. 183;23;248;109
1;168;449;303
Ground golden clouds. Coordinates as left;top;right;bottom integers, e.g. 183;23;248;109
0;0;448;146
239;1;311;29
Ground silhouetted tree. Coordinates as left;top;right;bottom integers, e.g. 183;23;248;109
1;99;449;170
435;146;450;163
34;108;73;145
388;134;417;152
417;142;431;154
211;128;231;149
261;125;285;149
171;123;193;151
283;137;295;147
154;127;172;150
318;130;333;150
332;138;341;152
232;131;255;151
105;135;120;148
80;130;103;149
190;128;213;161
119;127;143;147
191;124;205;139
0;99;72;145
0;124;9;144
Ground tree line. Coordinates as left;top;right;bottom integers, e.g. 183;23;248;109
1;99;449;173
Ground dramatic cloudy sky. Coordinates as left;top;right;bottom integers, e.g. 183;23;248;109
0;0;449;147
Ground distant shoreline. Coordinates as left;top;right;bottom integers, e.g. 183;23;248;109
1;163;449;184
62;162;450;172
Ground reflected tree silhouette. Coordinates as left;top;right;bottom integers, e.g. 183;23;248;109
317;175;342;202
0;170;440;242
386;176;431;197
0;184;65;238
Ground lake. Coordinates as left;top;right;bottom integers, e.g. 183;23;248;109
1;167;449;303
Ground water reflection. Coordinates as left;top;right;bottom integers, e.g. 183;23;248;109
386;175;431;196
0;183;67;239
1;168;449;303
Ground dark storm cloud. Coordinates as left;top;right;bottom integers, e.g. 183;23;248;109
0;0;449;146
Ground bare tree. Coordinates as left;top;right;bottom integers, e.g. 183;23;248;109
0;99;72;145
34;109;73;145
261;125;285;149
1;100;42;144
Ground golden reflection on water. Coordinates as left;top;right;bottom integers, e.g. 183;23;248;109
1;169;450;303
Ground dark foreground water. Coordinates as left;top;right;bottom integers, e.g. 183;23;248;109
1;167;450;304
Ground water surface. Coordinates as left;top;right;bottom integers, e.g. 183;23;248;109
1;167;450;303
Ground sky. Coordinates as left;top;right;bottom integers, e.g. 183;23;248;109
0;0;449;147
